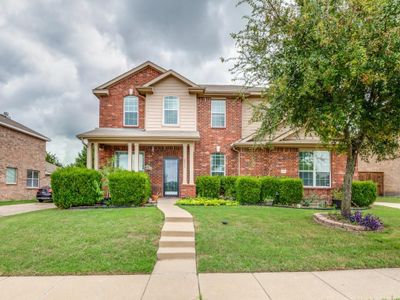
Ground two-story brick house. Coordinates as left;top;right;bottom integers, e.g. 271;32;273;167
77;61;352;199
0;113;50;200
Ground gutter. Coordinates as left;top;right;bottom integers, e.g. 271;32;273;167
231;143;241;176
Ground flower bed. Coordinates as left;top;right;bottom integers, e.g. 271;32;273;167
176;198;239;206
314;211;384;231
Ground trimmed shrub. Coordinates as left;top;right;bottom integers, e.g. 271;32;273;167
276;178;303;205
196;176;221;198
352;181;377;207
260;176;280;200
51;167;103;208
108;170;151;206
220;176;238;199
235;176;261;204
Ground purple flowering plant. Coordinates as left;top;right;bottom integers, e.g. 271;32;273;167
343;210;383;231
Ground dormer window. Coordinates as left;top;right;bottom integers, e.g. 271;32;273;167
163;96;179;126
124;96;138;126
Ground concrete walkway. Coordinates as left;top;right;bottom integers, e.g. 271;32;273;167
375;202;400;209
1;269;400;299
0;202;55;217
141;198;199;300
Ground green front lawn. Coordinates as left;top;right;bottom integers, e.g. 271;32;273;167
0;207;163;275
0;199;36;206
377;196;400;204
184;206;400;273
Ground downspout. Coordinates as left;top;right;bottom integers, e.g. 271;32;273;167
231;143;241;176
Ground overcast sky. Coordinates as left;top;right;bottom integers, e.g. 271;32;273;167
0;0;248;164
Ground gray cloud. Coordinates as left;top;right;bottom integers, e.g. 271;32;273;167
0;0;248;164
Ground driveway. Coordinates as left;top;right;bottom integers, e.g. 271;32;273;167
375;202;400;209
0;203;55;217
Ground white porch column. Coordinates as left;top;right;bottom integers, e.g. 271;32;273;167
134;142;139;171
86;142;92;169
93;142;99;170
127;143;133;171
189;143;195;185
182;143;188;184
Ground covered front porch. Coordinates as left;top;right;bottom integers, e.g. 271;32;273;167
77;128;199;198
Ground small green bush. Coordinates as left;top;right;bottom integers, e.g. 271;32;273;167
276;178;303;205
176;197;239;206
235;176;261;204
196;176;221;198
51;167;103;208
352;181;377;207
260;176;281;200
220;176;238;199
108;171;151;206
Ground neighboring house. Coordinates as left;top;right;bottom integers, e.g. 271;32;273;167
77;61;353;199
0;113;50;200
358;157;400;196
44;161;59;185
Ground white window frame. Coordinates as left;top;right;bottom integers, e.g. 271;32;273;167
299;150;331;188
211;99;226;128
123;96;139;127
163;96;180;126
26;170;39;188
114;151;145;171
6;167;17;185
210;153;226;176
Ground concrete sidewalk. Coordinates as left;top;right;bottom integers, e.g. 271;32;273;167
1;268;399;300
375;202;400;209
0;203;55;217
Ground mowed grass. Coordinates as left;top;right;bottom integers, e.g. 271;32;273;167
377;196;400;203
0;199;36;206
183;205;400;273
0;207;163;275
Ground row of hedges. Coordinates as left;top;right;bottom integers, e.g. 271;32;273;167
51;167;151;208
196;175;303;205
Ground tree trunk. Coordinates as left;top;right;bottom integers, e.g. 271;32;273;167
341;145;358;216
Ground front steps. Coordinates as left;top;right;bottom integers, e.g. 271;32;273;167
157;219;196;260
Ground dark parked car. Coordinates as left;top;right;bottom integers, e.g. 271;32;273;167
36;185;52;202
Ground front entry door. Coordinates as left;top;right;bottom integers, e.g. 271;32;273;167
164;158;179;196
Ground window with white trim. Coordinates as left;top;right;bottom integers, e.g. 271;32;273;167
26;170;39;188
210;153;225;176
299;151;331;187
115;151;145;171
211;100;226;128
6;167;17;184
163;96;179;125
124;96;138;126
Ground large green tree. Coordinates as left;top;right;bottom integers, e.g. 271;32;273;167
45;152;62;167
231;0;400;214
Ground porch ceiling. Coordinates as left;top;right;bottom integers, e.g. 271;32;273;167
76;127;200;142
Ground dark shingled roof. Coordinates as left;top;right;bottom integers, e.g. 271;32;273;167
0;114;50;141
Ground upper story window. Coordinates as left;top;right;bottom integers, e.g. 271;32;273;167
124;96;138;126
27;170;39;188
115;151;145;171
6;167;17;184
211;100;226;128
163;96;179;126
299;151;331;187
210;153;225;176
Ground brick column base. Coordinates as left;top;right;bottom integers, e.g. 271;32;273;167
180;184;196;198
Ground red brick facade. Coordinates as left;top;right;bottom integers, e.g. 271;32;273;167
92;63;354;199
0;126;47;200
99;66;162;128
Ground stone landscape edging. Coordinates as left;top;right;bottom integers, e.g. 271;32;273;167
313;213;368;232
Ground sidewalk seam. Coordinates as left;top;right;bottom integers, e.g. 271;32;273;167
374;269;400;284
252;273;272;300
311;272;351;300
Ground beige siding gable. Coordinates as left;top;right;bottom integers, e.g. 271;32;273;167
242;99;261;138
145;76;197;131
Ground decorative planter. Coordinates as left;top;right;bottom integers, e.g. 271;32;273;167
332;199;342;209
313;213;378;232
